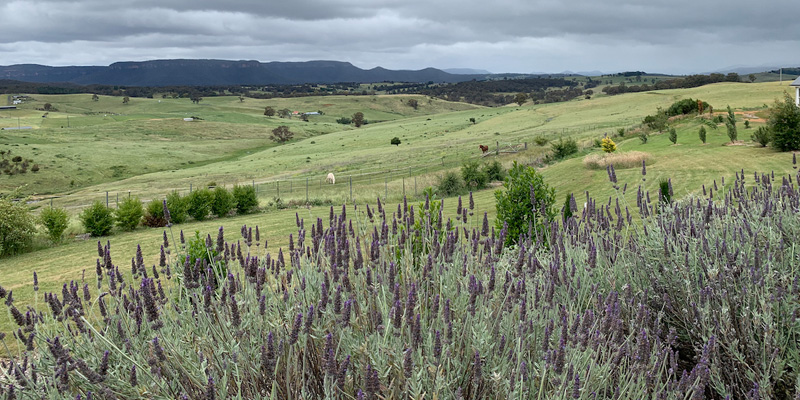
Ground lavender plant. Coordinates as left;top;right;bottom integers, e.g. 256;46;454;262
1;163;799;399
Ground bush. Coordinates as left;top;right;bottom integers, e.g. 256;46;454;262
551;137;578;159
494;161;556;246
461;161;488;189
639;131;649;144
668;128;677;144
665;98;711;116
115;197;143;231
232;185;259;214
751;126;772;147
533;136;549;146
643;108;668;131
483;160;505;181
437;171;464;196
659;178;672;204
0;192;35;255
390;137;401;146
698;126;707;144
143;198;167;227
186;189;214;221
211;187;236;218
80;201;114;237
768;93;800;151
336;117;352;125
166;191;188;224
40;207;70;243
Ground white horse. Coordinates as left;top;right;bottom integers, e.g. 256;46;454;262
326;173;336;184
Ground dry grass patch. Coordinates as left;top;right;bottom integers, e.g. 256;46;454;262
583;151;652;170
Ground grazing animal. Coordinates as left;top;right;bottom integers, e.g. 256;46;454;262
326;173;336;184
479;145;489;153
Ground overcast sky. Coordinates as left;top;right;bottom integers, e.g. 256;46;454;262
1;0;798;74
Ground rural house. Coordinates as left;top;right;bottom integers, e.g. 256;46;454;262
792;77;800;106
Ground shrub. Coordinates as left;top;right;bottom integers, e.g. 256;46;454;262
166;191;188;224
616;127;625;137
699;126;707;144
668;127;677;144
601;137;617;153
751;126;772;147
186;189;214;221
270;126;293;143
390;137;401;146
551;137;578;159
483;160;505;181
639;131;649;144
143;198;167;227
211;187;236;218
461;161;488;189
533;136;549;146
336;117;352;125
659;178;672;204
665;98;711;116
437;171;464;196
40;207;70;243
232;185;259;214
494;161;555;246
744;120;750;129
115;197;143;231
562;193;575;221
768;93;800;151
0;192;35;255
80;201;114;237
643;108;668;131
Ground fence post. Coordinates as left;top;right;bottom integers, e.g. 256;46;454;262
402;176;405;197
385;177;388;200
414;176;417;197
277;181;280;198
115;193;118;207
349;176;352;202
524;142;528;150
306;178;309;203
106;192;109;207
496;141;499;156
252;179;255;189
190;183;192;193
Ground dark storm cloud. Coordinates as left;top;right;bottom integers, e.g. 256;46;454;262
0;0;798;73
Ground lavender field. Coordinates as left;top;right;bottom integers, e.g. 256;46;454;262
1;162;799;399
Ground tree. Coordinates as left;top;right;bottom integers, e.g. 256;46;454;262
278;108;291;119
352;112;365;127
749;74;757;83
751;126;772;147
92;94;99;101
668;128;677;144
699;126;707;144
190;95;202;104
514;93;528;106
43;103;53;111
407;99;418;110
601;136;617;153
768;93;800;151
211;187;236;218
726;105;738;143
270;126;293;143
239;96;245;102
391;137;401;146
0;191;35;255
494;161;556;246
264;106;275;117
469;117;476;124
122;96;130;104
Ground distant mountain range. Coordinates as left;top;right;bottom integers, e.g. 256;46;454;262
0;59;489;87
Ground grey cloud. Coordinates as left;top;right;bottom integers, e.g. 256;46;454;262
0;0;798;73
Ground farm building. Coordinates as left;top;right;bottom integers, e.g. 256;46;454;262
792;77;800;106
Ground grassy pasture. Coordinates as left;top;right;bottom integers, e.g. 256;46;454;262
1;81;798;353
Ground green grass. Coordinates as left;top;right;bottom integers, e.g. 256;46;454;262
1;80;798;353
